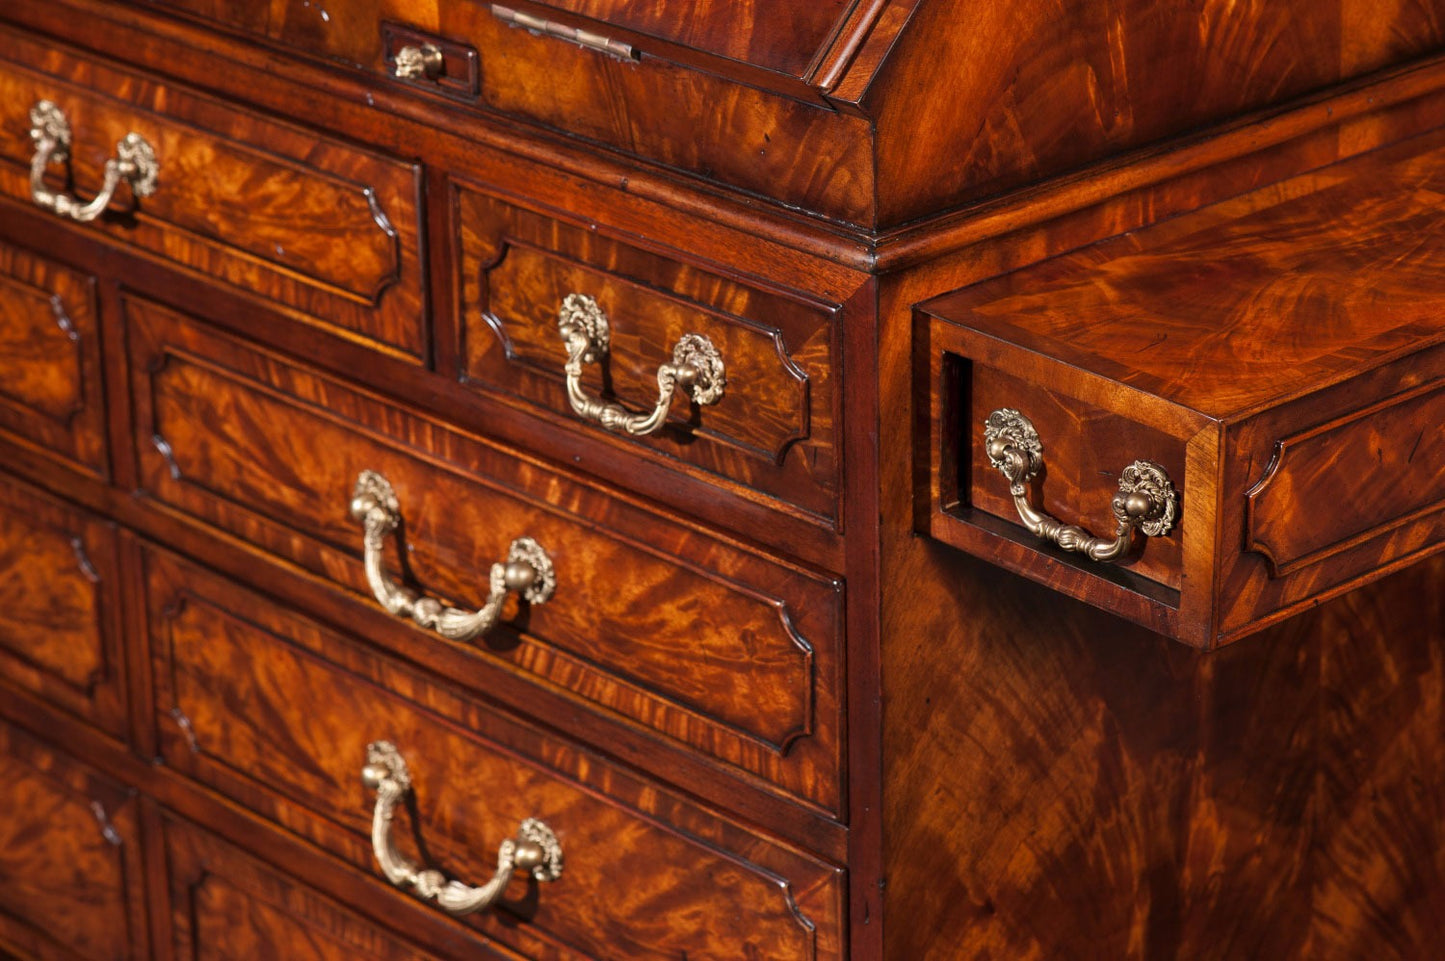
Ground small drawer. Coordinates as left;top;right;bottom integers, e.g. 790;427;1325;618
455;182;841;525
0;720;146;961
162;817;469;961
0;471;126;736
0;26;426;360
0;240;105;474
127;296;844;816
919;128;1445;648
145;546;845;961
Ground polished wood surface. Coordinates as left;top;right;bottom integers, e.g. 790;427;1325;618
920;129;1445;419
871;0;1445;225
1;0;1443;958
883;550;1445;960
101;0;1445;229
145;545;845;961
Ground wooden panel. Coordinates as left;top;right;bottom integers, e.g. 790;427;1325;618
871;0;1445;224
127;297;844;815
0;27;425;360
0;721;144;961
456;183;840;524
1247;379;1445;575
883;531;1445;959
0;240;104;474
145;546;846;961
163;817;478;961
0;471;125;735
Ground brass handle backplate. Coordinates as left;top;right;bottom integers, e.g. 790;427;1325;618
350;470;554;641
362;741;563;916
393;43;444;80
29;101;158;223
984;408;1177;563
557;293;725;436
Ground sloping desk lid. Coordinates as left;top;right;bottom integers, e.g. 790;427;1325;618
919;126;1445;647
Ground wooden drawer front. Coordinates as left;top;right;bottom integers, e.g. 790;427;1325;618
936;353;1192;615
0;27;425;360
146;547;845;961
128;297;844;815
456;184;840;525
0;240;105;474
0;721;144;961
162;818;478;961
0;472;125;735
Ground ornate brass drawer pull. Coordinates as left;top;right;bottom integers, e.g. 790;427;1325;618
393;43;444;81
349;470;555;640
362;741;563;916
984;409;1178;563
556;293;726;436
29;101;158;223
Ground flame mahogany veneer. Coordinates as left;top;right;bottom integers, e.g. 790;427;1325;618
0;1;1443;959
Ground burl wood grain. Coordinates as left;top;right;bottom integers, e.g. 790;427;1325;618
0;27;426;360
456;183;840;525
0;721;143;961
146;546;845;961
127;296;845;815
0;472;125;735
0;240;104;474
163;817;473;961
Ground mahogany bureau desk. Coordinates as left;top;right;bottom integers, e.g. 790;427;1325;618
0;2;1443;959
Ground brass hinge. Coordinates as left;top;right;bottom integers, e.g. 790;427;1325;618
491;5;638;61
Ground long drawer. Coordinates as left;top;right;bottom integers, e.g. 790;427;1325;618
0;25;426;360
0;720;146;960
144;544;845;961
126;295;844;815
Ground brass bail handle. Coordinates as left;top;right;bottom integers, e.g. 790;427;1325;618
556;293;726;436
361;741;563;916
349;470;556;641
29;101;159;223
984;408;1178;563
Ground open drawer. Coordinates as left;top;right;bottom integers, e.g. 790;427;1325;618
919;127;1445;648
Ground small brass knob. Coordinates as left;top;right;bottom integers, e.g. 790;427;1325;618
394;44;444;81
